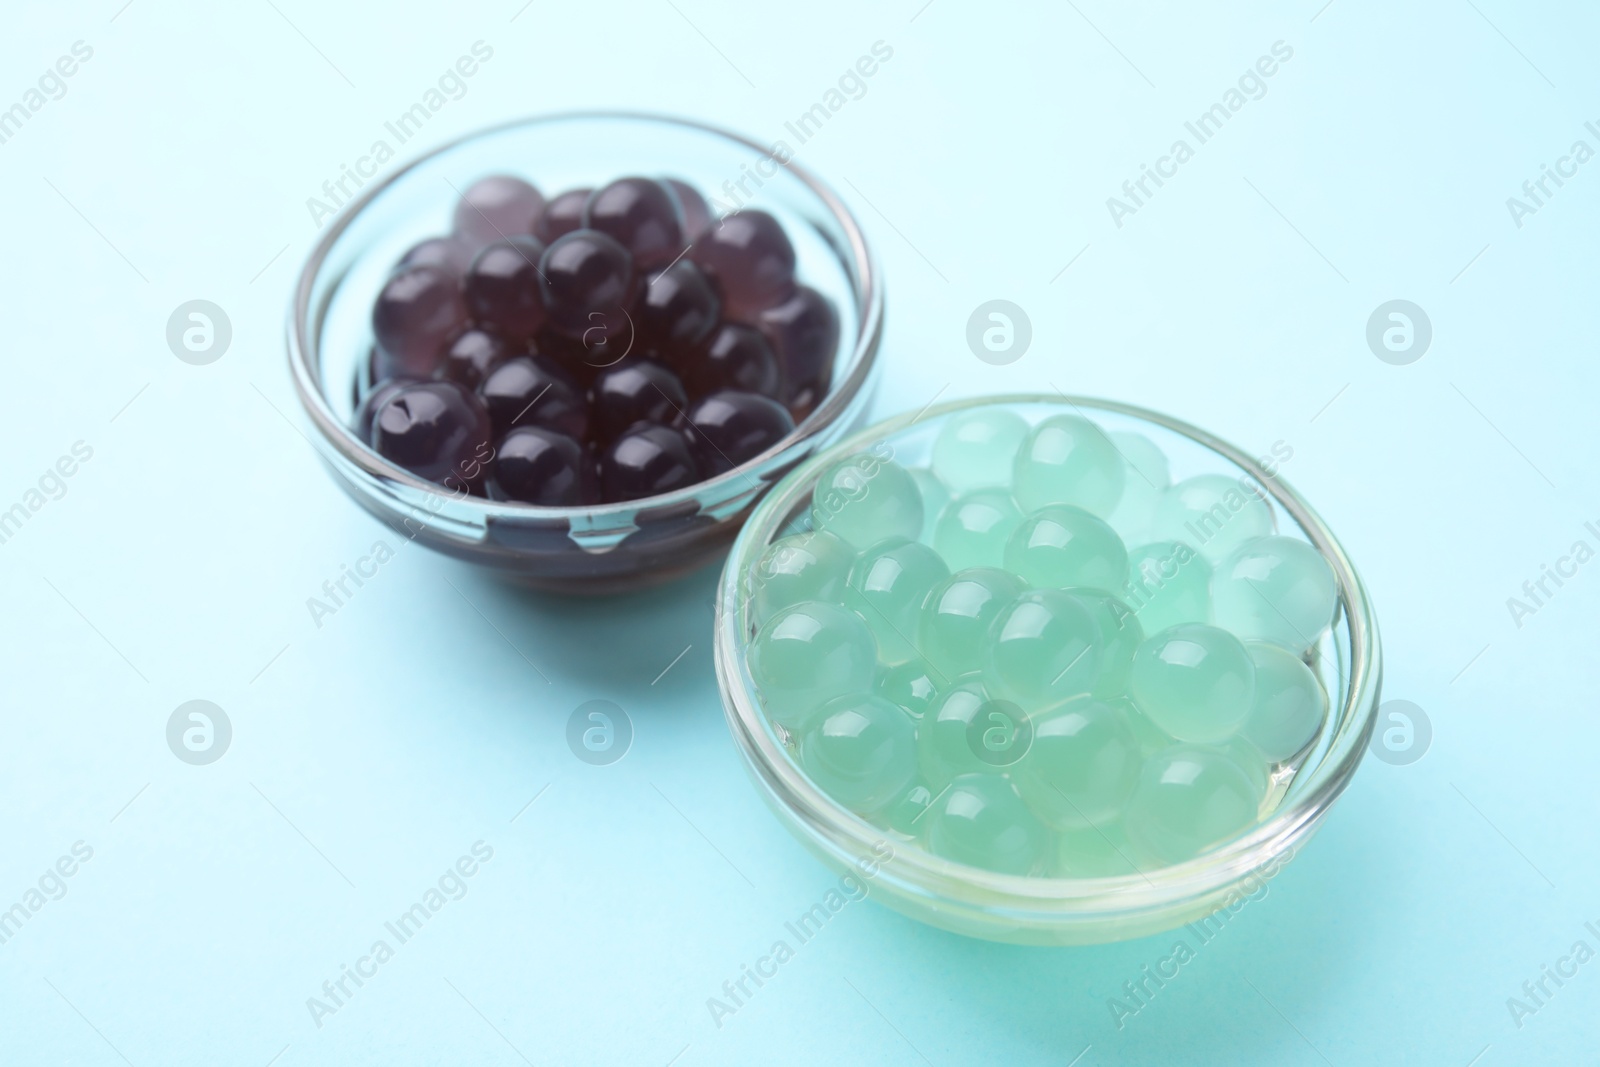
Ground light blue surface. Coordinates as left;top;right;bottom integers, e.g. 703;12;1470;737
0;1;1595;1063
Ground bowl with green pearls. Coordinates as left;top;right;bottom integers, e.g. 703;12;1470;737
713;394;1381;945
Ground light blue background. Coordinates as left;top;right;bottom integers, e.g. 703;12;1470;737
0;1;1594;1063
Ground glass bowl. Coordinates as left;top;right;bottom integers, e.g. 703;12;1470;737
714;394;1382;945
287;112;882;594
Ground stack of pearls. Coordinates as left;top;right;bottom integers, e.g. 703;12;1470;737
744;407;1339;877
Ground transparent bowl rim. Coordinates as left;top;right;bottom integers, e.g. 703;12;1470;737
715;392;1383;920
286;109;883;520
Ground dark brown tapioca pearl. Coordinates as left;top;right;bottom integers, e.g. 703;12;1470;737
682;391;794;474
534;188;592;244
690;210;796;319
600;423;699;501
636;261;721;361
488;426;596;505
663;178;713;242
590;360;688;443
397;236;475;279
453;175;546;249
584;178;685;272
479;355;588;440
434;328;511;390
464;237;548;343
757;285;838;419
372;264;469;379
539;229;637;339
370;380;494;489
683;323;780;400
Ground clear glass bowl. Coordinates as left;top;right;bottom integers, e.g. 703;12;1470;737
287;112;882;594
714;394;1382;945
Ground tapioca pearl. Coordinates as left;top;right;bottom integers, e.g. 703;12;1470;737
598;423;700;502
370;380;494;488
810;453;923;549
1053;823;1145;879
533;188;591;244
1105;431;1170;545
920;773;1049;876
917;568;1025;682
685;323;781;400
1239;642;1327;762
883;779;937;837
875;661;940;722
1012;414;1125;518
843;538;949;666
372;264;469;379
1004;505;1128;590
1211;535;1338;654
487;426;595;506
691;209;796;317
747;530;855;627
1011;696;1141;831
799;694;918;815
747;600;878;733
1066;589;1143;699
915;678;994;789
933;489;1023;571
355;377;416;443
538;229;637;338
636;261;721;360
756;286;837;420
1152;474;1273;564
1129;624;1255;744
984;589;1102;706
682;391;794;474
931;408;1029;493
1124;540;1213;633
1124;745;1264;866
464;237;548;342
453;174;546;248
583;177;685;272
1112;696;1176;756
907;468;949;544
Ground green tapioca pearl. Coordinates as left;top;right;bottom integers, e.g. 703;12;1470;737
1125;745;1264;865
1003;505;1128;590
811;450;924;549
1113;696;1176;756
747;530;855;626
984;589;1102;705
1105;431;1169;546
1240;642;1327;761
799;694;918;815
1011;696;1141;831
1125;541;1212;633
1152;474;1273;563
845;538;949;665
876;661;940;721
908;468;949;544
1012;414;1125;518
918;568;1025;681
1068;589;1143;698
747;600;878;732
1129;624;1255;743
931;408;1029;493
1211;536;1338;654
920;772;1049;875
916;679;994;788
933;489;1023;570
